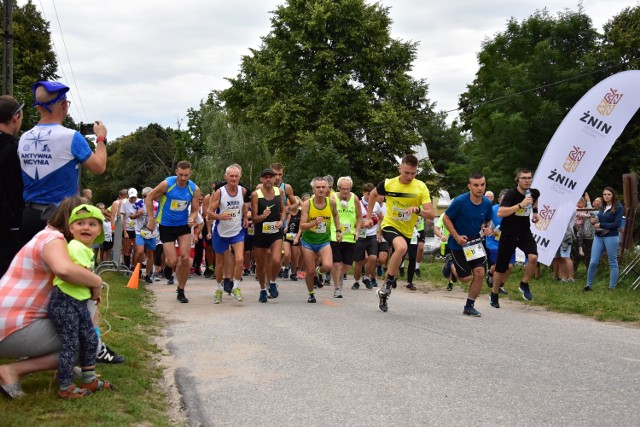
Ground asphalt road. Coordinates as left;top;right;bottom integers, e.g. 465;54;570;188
150;273;640;427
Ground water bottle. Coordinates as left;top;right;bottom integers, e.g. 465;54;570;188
525;189;532;213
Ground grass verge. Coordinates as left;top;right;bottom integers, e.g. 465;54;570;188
419;258;640;323
1;272;179;426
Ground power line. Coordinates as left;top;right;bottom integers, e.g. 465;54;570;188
442;63;625;114
35;0;86;122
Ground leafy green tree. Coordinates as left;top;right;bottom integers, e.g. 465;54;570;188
1;0;59;129
591;6;640;193
459;8;599;191
220;0;434;185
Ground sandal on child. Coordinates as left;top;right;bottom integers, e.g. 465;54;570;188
83;378;116;392
58;384;92;399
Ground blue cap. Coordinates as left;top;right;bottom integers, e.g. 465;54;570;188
32;81;70;112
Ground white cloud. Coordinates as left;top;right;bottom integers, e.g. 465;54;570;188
20;0;637;138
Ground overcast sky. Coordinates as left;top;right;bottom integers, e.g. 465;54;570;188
22;0;638;139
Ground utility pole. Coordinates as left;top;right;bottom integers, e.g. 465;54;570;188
2;0;13;95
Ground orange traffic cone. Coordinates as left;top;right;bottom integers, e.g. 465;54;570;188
126;263;140;289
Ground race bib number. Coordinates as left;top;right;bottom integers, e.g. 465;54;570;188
463;239;486;261
515;205;532;217
410;233;418;245
170;200;188;211
359;228;367;238
392;207;412;222
340;224;351;234
247;225;255;236
285;232;297;240
140;228;154;239
262;221;279;234
127;219;135;228
224;209;240;219
313;222;327;233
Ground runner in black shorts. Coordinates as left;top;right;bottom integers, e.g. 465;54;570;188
442;172;494;317
491;168;540;307
284;197;302;280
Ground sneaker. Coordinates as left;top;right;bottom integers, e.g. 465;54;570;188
490;292;500;308
371;278;378;288
298;271;306;279
177;289;189;303
519;283;533;301
153;273;161;282
213;289;223;304
441;254;453;279
268;282;279;299
259;289;268;303
334;287;343;298
499;286;508;295
351;282;360;290
96;343;125;364
406;282;417;291
391;279;397;289
308;293;317;303
194;268;202;276
144;274;153;284
377;288;389;313
223;278;234;294
463;306;482;317
363;277;372;289
290;273;298;281
323;273;331;286
203;268;214;278
232;287;243;301
167;277;174;285
486;272;494;288
446;282;453;291
583;286;592;292
415;268;421;278
243;268;251;276
315;267;324;288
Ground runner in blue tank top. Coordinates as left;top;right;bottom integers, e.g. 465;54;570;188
146;161;201;303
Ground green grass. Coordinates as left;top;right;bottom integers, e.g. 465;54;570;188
418;257;640;323
1;272;179;426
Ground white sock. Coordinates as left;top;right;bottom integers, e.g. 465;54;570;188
217;282;223;290
233;279;240;289
415;262;420;269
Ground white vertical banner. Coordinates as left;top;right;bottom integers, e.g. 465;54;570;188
532;70;640;266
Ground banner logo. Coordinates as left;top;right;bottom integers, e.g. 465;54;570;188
597;88;623;116
534;204;556;231
562;146;586;173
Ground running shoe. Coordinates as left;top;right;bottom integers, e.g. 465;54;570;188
441;254;453;279
351;282;360;290
583;286;592;292
406;282;417;291
176;288;189;303
194;268;202;276
363;277;372;289
243;268;251;276
489;292;500;309
376;265;383;277
463;306;481;317
371;278;378;288
415;268;421;278
268;282;279;299
96;343;125;364
499;286;508;295
290;272;298;281
223;278;234;295
153;273;161;282
203;268;214;278
334;287;343;298
446;282;453;291
486;272;494;288
519;283;533;301
377;288;389;313
308;293;317;303
323;273;331;287
232;287;243;301
315;267;324;288
213;289;223;304
144;275;153;284
259;289;268;303
167;277;174;285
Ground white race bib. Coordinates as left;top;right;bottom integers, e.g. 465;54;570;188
170;200;188;211
313;222;327;233
359;228;367;238
340;224;352;234
247;225;255;236
463;239;486;261
140;228;154;239
262;221;279;234
224;208;240;219
392;207;412;222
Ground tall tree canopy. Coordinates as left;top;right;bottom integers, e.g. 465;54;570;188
1;0;59;129
220;0;434;186
459;8;600;191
